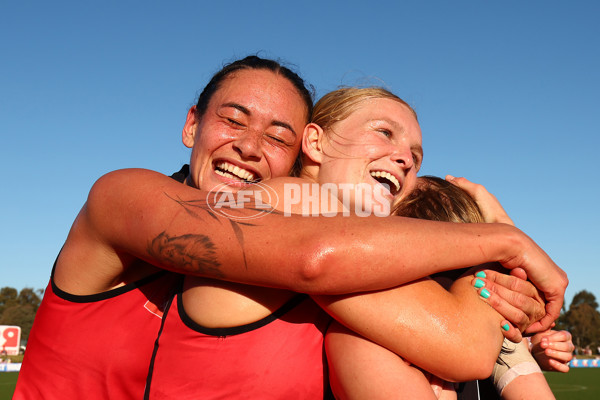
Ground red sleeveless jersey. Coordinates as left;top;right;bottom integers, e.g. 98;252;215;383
145;289;332;399
14;269;180;400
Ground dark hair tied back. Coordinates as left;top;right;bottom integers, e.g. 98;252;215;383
195;55;314;123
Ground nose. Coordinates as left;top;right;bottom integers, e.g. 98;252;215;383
392;145;414;172
233;131;262;160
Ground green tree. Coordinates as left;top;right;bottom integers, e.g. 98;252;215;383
571;290;599;310
0;287;43;343
0;287;18;315
560;290;600;351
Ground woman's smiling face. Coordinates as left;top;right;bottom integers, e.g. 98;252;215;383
315;97;423;212
183;68;308;192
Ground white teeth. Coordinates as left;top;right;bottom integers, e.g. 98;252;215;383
370;171;400;193
216;162;256;182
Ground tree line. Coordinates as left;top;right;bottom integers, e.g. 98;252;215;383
1;286;600;353
557;290;600;354
0;287;43;343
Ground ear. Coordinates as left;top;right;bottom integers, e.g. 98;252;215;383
182;106;198;148
302;123;326;164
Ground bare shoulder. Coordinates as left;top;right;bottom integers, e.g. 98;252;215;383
54;168;173;295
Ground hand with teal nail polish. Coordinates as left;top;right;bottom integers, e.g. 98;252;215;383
474;279;485;289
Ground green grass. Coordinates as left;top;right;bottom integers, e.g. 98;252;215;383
0;368;598;399
0;373;18;400
546;368;600;400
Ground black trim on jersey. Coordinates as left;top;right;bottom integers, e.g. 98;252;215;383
178;287;308;337
50;257;168;304
170;164;189;183
143;276;180;400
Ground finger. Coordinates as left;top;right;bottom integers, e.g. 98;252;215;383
541;297;564;331
478;278;545;321
527;293;564;334
544;338;575;353
510;268;528;281
544;349;574;363
541;331;570;347
473;283;530;332
551;330;572;342
445;175;476;191
446;176;514;225
548;358;570;373
445;176;487;199
473;274;545;327
525;320;551;335
500;320;523;343
481;270;541;300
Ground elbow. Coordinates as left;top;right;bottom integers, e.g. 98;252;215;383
457;355;496;381
433;330;500;381
291;237;341;295
438;349;496;382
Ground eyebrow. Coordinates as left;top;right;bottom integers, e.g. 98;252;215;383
221;102;297;136
369;118;404;131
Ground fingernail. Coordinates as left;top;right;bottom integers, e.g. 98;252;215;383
480;289;490;299
474;279;485;289
502;324;510;331
446;175;455;181
475;271;486;278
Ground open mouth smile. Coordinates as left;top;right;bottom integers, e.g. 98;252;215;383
214;161;259;184
370;170;401;196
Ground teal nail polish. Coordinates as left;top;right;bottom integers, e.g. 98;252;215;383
480;289;490;299
474;279;485;289
502;324;510;332
475;271;486;278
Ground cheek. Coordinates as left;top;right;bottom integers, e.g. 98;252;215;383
196;124;236;151
404;173;418;192
265;149;300;177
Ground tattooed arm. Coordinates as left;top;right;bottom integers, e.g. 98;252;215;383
54;168;566;329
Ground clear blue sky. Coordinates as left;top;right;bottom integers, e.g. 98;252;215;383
1;1;598;308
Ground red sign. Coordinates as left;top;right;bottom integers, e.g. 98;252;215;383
0;326;21;356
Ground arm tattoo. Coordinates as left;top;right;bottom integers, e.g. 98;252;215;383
151;190;289;275
147;232;224;278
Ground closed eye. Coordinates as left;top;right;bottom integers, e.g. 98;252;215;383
268;135;286;144
227;118;244;127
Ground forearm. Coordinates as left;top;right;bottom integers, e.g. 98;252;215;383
492;339;549;398
314;276;505;381
500;373;554;400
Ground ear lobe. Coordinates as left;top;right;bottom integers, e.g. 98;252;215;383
182;106;199;148
302;123;325;164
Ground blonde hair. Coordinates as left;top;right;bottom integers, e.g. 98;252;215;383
311;87;418;131
394;176;484;224
292;87;418;176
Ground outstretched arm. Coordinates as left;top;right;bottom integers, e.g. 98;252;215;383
57;168;566;328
